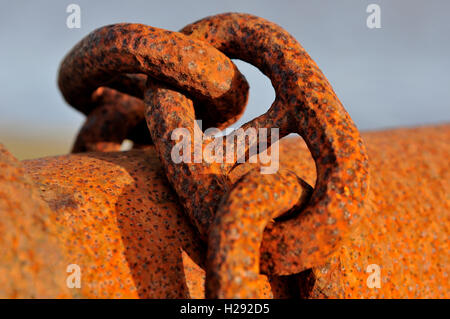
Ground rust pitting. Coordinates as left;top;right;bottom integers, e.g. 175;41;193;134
0;12;447;299
59;12;369;297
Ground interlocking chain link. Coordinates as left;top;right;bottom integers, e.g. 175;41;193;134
60;13;369;298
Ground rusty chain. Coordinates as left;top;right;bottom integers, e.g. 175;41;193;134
59;13;369;298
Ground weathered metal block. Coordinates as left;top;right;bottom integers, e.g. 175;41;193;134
0;124;447;298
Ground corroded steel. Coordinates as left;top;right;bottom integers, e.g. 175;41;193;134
72;87;149;152
17;146;293;298
58;23;249;130
0;12;447;299
64;14;369;278
0;145;71;298
145;81;231;239
281;125;450;298
59;21;249;242
166;13;369;276
0;125;447;298
206;169;313;298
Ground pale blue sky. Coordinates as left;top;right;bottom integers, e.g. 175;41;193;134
1;0;449;158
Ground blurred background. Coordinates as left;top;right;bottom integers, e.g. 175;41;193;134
0;0;449;159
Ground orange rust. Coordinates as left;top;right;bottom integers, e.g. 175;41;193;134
183;14;369;276
0;124;447;298
0;145;71;298
144;81;232;240
12;147;291;298
290;125;450;298
0;12;448;299
72;87;149;152
58;23;249;131
206;169;313;298
62;16;369;276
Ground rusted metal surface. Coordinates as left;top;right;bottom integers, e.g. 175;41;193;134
0;125;447;298
21;148;212;298
0;145;71;298
58;23;249;130
60;21;249;241
178;13;369;276
144;81;232;239
0;12;448;299
63;13;369;279
72;87;149;152
279;125;449;298
17;147;292;298
206;169;313;298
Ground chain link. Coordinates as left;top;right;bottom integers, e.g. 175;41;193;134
60;13;369;298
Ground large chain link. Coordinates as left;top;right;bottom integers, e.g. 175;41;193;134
60;13;369;298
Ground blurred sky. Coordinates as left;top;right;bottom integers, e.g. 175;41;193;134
0;0;449;159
